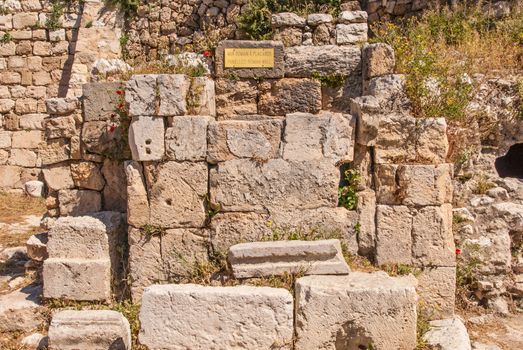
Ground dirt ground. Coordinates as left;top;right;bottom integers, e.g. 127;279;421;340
464;312;523;349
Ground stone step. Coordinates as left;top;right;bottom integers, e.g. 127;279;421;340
48;310;131;350
228;239;350;278
139;284;294;349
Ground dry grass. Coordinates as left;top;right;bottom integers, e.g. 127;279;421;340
0;192;46;224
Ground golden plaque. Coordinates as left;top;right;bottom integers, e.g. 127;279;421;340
224;48;275;68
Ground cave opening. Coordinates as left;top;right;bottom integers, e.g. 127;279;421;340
495;143;523;178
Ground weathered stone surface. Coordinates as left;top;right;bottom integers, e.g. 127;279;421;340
128;116;165;161
128;227;209;301
412;204;455;267
362;43;395;79
307;13;333;26
187;77;216;116
24;180;44;197
376;205;412;265
139;284;294;349
70;161;105;191
416;266;456;319
101;159;127;212
207;119;282;163
357;189;376;256
215;40;285;79
273;27;303;46
0;284;43;332
8;149;37;167
125;161;149;227
157;74;188;116
19;113;46;130
338;10;368;23
215;78;258;117
165;116;210;161
336;23;368;44
82;82;123;121
43;259;111;301
375;164;453;205
144;161;207;228
229;239;350;278
45;116;76;139
48;310;131;350
367;74;409;109
295;273;417;350
210;212;271;252
58;189;102;216
210;159;338;212
42;165;74;191
26;233;48;261
272;12;306;27
21;332;48;349
12;130;43;149
283;112;355;163
45;97;78;115
492;202;523;231
125;74;158;117
258;78;321;115
284;45;361;78
39;138;70;165
0;165;19;189
423;317;472;350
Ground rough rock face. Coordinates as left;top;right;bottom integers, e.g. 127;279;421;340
0;284;44;332
258;78;322;115
139;284;294;349
294;273;418;350
48;310;131;350
423;317;472;350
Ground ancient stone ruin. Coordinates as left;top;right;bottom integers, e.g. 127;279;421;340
0;0;522;349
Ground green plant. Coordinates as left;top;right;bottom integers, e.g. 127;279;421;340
1;32;12;43
456;243;484;308
119;33;129;59
472;174;495;194
515;78;523;120
338;168;360;210
85;20;93;28
238;0;273;40
140;224;165;240
381;263;420;277
415;309;431;349
105;0;140;17
311;71;346;88
46;0;65;30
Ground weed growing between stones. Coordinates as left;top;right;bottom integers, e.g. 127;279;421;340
456;242;484;310
139;224;165;241
102;88;132;160
338;168;361;210
105;0;140;17
381;263;421;277
415;309;431;350
46;0;66;30
0;32;11;43
515;78;523;119
472;174;496;194
311;71;347;88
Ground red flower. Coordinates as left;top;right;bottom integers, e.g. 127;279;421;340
108;124;117;133
117;103;124;110
455;248;462;255
116;90;124;95
203;51;211;57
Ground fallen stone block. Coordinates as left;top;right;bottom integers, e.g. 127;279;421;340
128;116;165;161
295;272;417;350
43;258;111;301
228;239;350;278
139;284;294;349
423;317;472;350
0;284;44;332
26;232;48;261
48;310;131;350
416;266;456;319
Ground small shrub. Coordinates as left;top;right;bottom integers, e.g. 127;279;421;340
140;224;165;240
311;71;346;88
415;309;431;349
46;0;64;30
515;78;523;120
338;168;361;210
472;174;495;194
105;0;140;17
238;0;273;40
381;263;420;277
1;32;11;43
456;243;483;309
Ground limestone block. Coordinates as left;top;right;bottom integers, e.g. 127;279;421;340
362;43;395;79
307;13;333;26
45;98;78;116
48;310;131;350
272;12;306;27
157;74;188;116
229;239;350;278
215;78;258;117
70;161;105;191
423;317;472;350
210;159;338;212
0;284;44;332
338;10;368;23
124;161;149;227
375;164;453;205
0;165;21;188
19;113;46;130
273;27;303;46
58;189;102;216
187;77;216;116
412;205;455;267
12;13;38;29
128;227;209;301
81;121;126;157
215;40;285;79
26;233;48;261
367;74;408;106
128;116;165;161
207;119;282;163
258;78;321;115
492;202;523;231
0;130;12;149
295;273;417;350
45;116;76;139
0;98;15;113
357;189;376;256
165;116;210;161
39;139;70;165
210;212;271;253
336;23;368;44
415;118;449;164
43;165;74;191
82;82;122;121
284;45;361;78
375;205;412;265
144;161;207;228
8;149;37;167
12;130;43;149
101;159;127;212
125;74;158;117
43;258;111;301
24;180;44;197
139;284;294;349
283;112;355;163
416;266;456;319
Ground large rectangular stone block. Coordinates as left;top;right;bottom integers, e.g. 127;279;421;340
416;266;456;319
210;159;338;212
215;78;258;118
283;112;355;163
144;161;207;228
157;74;188;116
295;273;417;350
43;258;111;301
128;116;165;161
336;23;368;44
215;40;285;79
229;239;350;278
258;78;321;115
139;284;294;349
375;205;412;265
207;119;282;163
82;82;123;121
124;161;150;227
165;116;211;161
48;310;131;350
128;227;209;302
58;189;102;216
125;74;158;117
356;189;376;256
375;163;453;206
